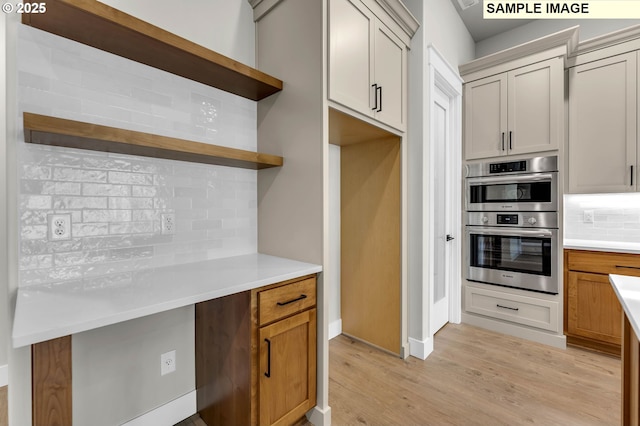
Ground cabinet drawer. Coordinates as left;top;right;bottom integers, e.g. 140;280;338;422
258;277;316;325
567;250;640;277
465;286;559;332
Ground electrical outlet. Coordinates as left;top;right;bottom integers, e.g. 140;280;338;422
161;350;176;376
48;213;72;241
584;209;595;224
161;213;175;235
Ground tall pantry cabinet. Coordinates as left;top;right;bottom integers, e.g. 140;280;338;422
251;9;417;423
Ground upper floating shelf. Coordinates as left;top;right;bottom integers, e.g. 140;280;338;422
22;0;283;101
23;113;284;170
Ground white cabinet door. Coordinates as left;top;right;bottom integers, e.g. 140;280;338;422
569;51;637;193
373;21;405;130
464;74;507;160
508;58;562;156
328;0;373;117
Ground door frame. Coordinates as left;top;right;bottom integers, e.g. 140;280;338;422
426;45;462;332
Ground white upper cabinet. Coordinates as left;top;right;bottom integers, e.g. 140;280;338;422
329;0;408;131
464;57;563;160
568;51;638;194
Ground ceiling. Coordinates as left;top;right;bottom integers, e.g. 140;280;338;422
449;0;534;42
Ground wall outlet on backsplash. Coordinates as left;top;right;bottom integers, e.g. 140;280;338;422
48;213;71;241
161;213;175;235
583;209;594;224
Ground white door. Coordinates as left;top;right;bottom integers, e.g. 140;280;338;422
431;86;453;335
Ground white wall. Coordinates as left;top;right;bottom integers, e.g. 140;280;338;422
7;1;258;425
0;10;9;383
476;20;640;58
404;0;474;352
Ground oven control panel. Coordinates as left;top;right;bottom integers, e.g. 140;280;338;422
467;212;557;229
489;160;527;174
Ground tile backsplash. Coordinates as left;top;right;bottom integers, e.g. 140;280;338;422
564;193;640;242
17;26;257;287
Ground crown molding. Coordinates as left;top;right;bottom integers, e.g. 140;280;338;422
571;24;640;57
374;0;420;38
459;26;579;76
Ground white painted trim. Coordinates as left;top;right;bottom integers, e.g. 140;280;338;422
0;365;7;387
328;319;342;340
122;391;196;426
462;313;567;349
408;337;433;360
427;45;463;336
373;0;420;38
459;26;579;77
307;404;332;426
571;24;640;57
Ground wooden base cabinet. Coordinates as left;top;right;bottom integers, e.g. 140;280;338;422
564;250;640;355
196;275;317;426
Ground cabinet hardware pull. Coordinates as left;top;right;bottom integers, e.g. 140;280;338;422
497;304;519;311
632;165;634;186
501;132;505;151
377;86;382;112
371;84;378;111
277;294;307;306
509;131;513;150
616;265;640;270
264;338;271;378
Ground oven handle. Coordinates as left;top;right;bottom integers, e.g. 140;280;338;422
467;227;554;238
467;173;554;185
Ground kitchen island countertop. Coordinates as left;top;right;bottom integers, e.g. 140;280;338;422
610;274;640;339
12;253;322;348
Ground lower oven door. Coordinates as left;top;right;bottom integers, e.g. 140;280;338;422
466;226;558;294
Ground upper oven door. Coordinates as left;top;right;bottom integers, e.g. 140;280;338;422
465;172;558;211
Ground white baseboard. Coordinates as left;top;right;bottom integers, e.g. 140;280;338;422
123;390;196;426
409;337;434;360
328;319;342;340
0;364;7;387
462;313;567;349
307;405;332;426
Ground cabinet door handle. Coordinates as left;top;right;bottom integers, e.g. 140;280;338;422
509;131;513;150
264;338;271;378
501;132;505;151
632;165;634;186
377;86;382;112
497;304;519;311
277;294;307;306
371;84;378;111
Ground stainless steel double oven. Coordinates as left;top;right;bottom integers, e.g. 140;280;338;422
465;156;559;294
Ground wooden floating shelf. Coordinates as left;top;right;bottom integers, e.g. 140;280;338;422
22;0;283;101
23;113;284;170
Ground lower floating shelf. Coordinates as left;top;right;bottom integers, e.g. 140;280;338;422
23;113;283;170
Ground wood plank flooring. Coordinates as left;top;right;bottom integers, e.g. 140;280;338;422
178;323;621;426
330;323;620;425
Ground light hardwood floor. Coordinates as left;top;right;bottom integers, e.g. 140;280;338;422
330;323;620;425
178;323;621;426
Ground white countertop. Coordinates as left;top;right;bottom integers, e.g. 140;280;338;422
610;274;640;338
12;253;322;348
564;239;640;254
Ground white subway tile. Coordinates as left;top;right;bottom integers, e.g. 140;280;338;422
82;183;131;197
83;210;131;223
108;171;153;185
54;196;107;210
54;168;107;183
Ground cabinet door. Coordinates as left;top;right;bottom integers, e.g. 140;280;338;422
566;271;622;345
464;74;508;160
328;0;374;117
373;20;405;130
507;58;562;156
259;309;317;426
569;52;637;193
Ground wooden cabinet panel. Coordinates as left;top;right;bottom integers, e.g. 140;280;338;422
464;74;507;160
373;21;404;129
566;271;622;345
568;51;637;193
508;59;561;156
258;277;316;326
32;336;73;426
464;57;562;160
259;309;317;426
564;249;640;355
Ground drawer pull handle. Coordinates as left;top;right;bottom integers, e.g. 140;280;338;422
616;265;640;270
264;338;271;378
277;294;307;306
497;304;519;311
